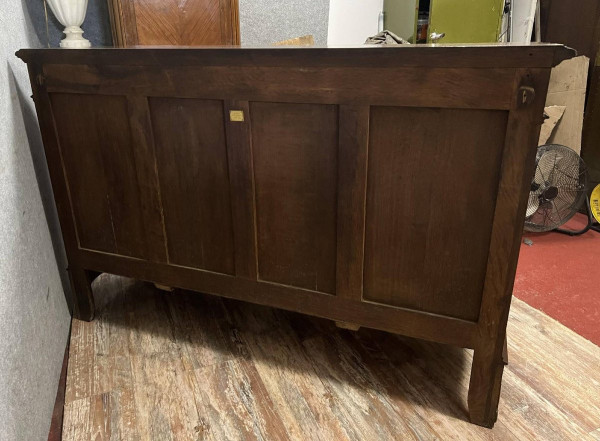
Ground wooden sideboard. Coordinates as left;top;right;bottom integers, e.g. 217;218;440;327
17;45;572;428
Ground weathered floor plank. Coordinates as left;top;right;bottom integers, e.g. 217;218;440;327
190;359;290;441
63;274;600;440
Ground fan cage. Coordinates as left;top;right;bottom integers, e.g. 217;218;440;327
524;144;588;233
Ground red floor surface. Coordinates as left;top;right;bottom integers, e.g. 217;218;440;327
514;213;600;346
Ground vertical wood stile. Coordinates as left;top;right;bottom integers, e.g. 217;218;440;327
26;64;80;256
468;68;551;427
224;100;258;280
336;105;370;301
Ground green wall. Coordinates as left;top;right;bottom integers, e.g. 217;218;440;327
428;0;505;43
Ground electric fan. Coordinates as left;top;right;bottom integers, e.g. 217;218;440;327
524;144;592;234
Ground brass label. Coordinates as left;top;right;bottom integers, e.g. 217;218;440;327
229;110;245;122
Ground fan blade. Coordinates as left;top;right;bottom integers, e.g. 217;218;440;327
525;195;539;218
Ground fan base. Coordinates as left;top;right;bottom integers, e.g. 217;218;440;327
555;198;600;236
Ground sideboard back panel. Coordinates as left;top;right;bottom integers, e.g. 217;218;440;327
251;102;339;294
18;45;571;428
51;93;157;260
363;106;508;320
149;97;235;275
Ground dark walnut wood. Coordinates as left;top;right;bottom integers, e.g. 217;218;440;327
17;44;572;428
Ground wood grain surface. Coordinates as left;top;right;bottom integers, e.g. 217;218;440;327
150;97;235;274
363;107;507;320
251;102;338;293
107;0;240;47
16;45;574;68
62;274;600;440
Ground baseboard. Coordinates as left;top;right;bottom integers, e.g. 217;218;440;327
47;322;71;441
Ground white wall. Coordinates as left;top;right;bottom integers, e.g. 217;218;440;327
327;0;383;46
0;2;71;440
511;0;537;43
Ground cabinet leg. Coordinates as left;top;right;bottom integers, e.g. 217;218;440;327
68;267;95;321
502;336;509;366
468;345;505;428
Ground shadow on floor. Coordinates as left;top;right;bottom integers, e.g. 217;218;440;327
90;273;471;423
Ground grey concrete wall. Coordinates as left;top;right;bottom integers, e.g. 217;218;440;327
239;0;330;46
0;2;72;440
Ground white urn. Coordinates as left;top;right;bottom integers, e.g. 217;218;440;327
46;0;91;48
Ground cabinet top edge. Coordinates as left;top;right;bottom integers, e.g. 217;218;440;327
16;44;575;69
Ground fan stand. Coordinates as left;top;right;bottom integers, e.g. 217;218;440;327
555;198;600;236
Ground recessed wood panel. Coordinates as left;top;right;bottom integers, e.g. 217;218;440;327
251;102;338;293
150;98;235;275
363;107;508;321
50;93;165;260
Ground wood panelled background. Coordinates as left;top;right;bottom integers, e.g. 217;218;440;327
49;93;512;318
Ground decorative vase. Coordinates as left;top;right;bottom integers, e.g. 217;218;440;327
46;0;91;48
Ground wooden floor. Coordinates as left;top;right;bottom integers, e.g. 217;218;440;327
63;274;600;440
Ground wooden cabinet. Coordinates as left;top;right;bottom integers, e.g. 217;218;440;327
107;0;239;46
17;44;571;428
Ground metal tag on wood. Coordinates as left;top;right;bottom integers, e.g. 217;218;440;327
229;110;245;122
518;86;536;107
